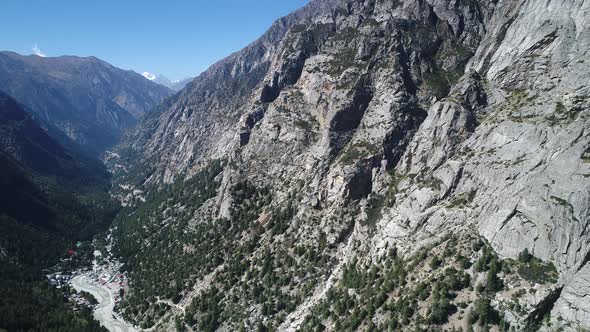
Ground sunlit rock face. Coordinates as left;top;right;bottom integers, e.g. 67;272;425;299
111;0;590;330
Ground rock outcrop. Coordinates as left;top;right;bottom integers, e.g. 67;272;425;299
111;0;590;330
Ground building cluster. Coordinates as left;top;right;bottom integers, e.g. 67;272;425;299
47;272;71;288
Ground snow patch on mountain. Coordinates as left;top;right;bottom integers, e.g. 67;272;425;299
142;72;156;80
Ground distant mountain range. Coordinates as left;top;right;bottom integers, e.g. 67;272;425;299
142;71;192;91
0;51;173;154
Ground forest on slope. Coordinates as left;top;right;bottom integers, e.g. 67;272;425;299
0;92;118;331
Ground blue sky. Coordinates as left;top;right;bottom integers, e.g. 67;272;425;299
0;0;309;80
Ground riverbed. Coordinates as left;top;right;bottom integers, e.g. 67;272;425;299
71;275;138;332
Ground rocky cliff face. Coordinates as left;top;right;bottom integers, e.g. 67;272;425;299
0;52;172;154
111;0;590;330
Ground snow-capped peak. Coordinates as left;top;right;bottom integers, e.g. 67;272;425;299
142;72;156;80
141;71;192;91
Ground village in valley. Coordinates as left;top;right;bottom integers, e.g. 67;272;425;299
46;229;130;314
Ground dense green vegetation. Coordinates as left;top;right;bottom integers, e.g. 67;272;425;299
0;246;105;332
0;93;116;331
516;249;559;285
114;160;226;327
0;154;114;331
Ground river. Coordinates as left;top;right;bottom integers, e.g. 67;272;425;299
71;275;138;332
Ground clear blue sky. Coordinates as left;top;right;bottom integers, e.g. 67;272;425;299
0;0;309;80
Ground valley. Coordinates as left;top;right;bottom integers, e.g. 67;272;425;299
71;275;136;332
1;0;590;331
69;231;137;332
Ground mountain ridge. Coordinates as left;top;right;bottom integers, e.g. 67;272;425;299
0;51;173;154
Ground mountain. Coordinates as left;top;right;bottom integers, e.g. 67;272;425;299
143;71;192;91
110;0;590;331
0;90;108;184
0;89;112;253
0;51;173;154
0;91;115;331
